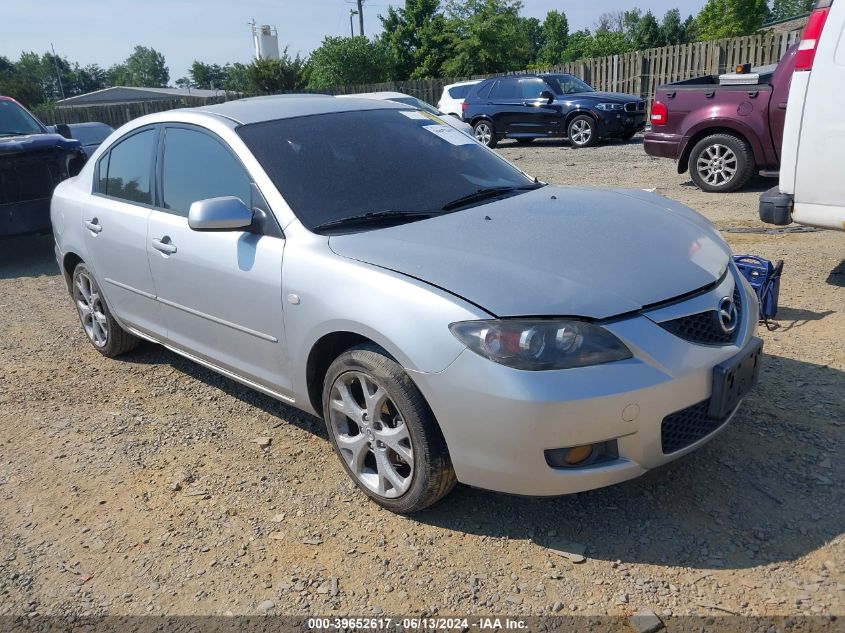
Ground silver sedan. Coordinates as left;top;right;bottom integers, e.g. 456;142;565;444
51;95;762;513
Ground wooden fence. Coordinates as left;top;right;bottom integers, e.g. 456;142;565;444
36;28;802;127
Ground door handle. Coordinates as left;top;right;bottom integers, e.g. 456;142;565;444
84;218;102;234
151;237;177;254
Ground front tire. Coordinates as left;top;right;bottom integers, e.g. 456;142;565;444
72;263;139;357
322;344;456;513
689;133;754;193
568;115;597;148
473;120;497;148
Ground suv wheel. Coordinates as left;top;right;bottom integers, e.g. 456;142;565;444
72;263;140;357
473;121;497;148
322;344;457;513
689;133;754;193
568;115;597;148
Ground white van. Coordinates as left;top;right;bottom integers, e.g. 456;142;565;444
759;0;845;231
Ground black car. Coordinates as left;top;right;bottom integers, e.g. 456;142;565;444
462;74;646;148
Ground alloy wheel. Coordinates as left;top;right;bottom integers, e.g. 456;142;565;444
474;122;493;146
570;119;593;145
696;144;738;187
74;270;109;348
328;371;414;499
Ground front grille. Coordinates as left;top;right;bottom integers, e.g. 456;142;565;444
661;399;728;453
659;286;742;346
625;101;646;113
0;152;67;205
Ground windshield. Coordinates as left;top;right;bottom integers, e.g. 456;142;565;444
0;100;43;137
543;75;595;95
388;96;441;116
237;109;535;233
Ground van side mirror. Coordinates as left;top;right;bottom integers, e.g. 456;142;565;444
56;124;72;139
188;196;253;231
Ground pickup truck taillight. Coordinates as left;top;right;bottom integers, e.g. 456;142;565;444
650;101;668;126
795;2;831;71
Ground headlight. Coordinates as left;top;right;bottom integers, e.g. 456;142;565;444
448;319;632;371
595;103;624;111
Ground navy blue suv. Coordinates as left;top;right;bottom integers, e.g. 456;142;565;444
462;74;646;148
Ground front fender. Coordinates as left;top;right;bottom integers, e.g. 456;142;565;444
281;229;491;412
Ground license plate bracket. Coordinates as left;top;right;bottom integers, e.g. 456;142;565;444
708;337;763;420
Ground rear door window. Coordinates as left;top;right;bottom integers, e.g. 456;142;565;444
448;85;469;99
489;77;520;99
100;129;156;204
474;81;494;100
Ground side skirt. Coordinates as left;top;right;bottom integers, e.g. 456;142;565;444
123;324;297;405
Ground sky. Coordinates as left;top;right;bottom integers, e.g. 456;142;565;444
0;0;707;82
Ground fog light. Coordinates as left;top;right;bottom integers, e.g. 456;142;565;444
544;440;619;470
564;445;594;465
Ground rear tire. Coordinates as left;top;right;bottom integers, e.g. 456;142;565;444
72;263;140;358
322;344;457;513
473;120;498;148
568;115;597;148
689;133;754;193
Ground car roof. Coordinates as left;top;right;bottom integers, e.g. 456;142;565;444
338;91;409;101
194;94;406;125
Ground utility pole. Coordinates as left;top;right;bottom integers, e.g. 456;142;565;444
50;43;65;100
357;0;365;36
349;9;358;37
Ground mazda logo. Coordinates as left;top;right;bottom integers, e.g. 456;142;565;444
718;296;738;334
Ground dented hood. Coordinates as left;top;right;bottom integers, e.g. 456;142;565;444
329;187;730;319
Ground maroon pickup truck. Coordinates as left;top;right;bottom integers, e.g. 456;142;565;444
644;45;797;193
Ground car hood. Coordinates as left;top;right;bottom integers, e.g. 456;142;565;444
0;133;82;155
328;187;730;319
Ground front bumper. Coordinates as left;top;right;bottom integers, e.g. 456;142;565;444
0;198;52;237
410;272;760;496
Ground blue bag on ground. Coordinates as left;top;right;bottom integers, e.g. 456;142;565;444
733;254;784;321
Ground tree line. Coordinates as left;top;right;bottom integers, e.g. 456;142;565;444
1;0;812;110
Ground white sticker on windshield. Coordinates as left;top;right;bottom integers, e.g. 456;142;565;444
399;110;428;120
422;124;476;146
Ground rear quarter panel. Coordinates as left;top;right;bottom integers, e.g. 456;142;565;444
50;175;91;285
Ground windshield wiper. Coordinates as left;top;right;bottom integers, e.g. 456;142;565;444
313;210;441;232
440;184;543;212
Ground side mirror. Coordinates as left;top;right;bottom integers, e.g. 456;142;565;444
539;90;554;104
188;196;253;231
56;124;72;139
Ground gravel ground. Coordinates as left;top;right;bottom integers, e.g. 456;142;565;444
0;136;843;621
